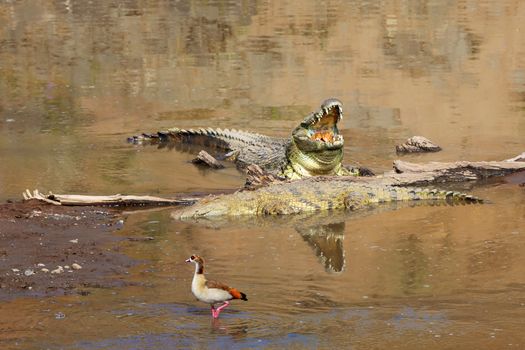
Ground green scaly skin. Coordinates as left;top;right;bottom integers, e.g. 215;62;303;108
172;177;482;219
283;98;354;179
128;98;359;179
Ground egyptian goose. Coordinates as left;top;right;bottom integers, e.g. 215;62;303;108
185;255;247;318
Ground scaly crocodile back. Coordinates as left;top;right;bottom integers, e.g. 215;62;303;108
173;177;483;218
129;127;275;147
128;127;290;173
342;184;483;210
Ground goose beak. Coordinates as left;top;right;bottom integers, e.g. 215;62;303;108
185;258;191;263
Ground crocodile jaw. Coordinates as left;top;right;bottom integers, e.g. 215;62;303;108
286;98;345;177
292;98;344;152
285;141;345;178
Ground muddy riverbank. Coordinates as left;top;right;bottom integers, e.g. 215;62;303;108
0;200;137;300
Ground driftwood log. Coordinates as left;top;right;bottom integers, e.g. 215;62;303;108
22;189;198;206
242;154;525;188
23;152;525;206
381;158;525;186
506;152;525;162
244;164;284;190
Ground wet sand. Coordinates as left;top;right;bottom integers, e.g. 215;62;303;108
0;200;135;300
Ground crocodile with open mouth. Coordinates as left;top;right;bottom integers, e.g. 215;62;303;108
128;98;360;179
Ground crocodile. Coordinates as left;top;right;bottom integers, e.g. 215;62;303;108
172;176;482;219
128;98;361;179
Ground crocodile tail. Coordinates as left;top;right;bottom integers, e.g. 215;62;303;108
127;128;230;150
127;127;271;149
393;187;483;204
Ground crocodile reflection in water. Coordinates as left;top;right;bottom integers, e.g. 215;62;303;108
294;220;346;273
182;200;468;273
183;209;348;273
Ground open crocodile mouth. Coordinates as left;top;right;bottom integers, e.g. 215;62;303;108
294;98;344;150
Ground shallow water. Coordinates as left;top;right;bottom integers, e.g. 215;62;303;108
1;190;524;349
1;0;524;349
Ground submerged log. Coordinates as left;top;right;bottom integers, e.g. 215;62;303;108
191;150;224;169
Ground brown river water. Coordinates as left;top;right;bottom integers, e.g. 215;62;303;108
1;0;524;349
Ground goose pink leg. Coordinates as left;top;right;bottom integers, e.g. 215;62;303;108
213;301;230;318
211;305;218;318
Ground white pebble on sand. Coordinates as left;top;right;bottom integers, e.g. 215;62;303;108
51;266;64;274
